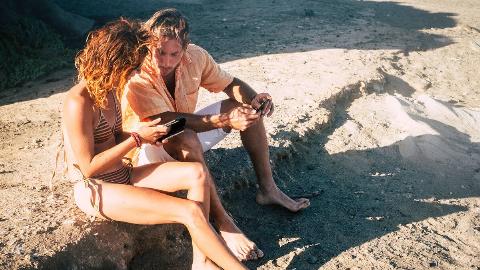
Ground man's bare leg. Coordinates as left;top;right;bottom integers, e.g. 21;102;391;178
163;130;263;261
220;99;310;212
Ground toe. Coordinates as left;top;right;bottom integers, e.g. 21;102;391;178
247;251;257;261
302;199;311;209
231;246;246;261
247;248;259;261
246;244;264;261
294;198;310;210
255;247;264;259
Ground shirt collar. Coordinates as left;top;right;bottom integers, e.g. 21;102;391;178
182;48;193;65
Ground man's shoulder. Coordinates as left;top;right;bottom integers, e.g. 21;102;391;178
187;43;206;53
186;44;210;60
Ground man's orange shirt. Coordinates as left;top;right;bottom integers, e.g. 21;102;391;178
121;44;233;132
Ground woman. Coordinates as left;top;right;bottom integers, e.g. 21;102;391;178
62;18;247;270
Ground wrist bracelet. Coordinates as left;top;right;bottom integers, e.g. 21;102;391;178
130;132;141;148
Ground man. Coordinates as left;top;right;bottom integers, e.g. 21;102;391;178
122;8;310;261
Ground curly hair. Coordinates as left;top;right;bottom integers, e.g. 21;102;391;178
75;18;151;108
143;8;190;49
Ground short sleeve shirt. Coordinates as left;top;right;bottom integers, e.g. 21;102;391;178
121;44;233;132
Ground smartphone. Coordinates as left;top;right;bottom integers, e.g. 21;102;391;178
158;117;186;142
257;99;270;116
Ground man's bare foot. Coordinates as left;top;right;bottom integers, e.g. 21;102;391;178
218;221;264;261
256;186;310;212
192;258;221;270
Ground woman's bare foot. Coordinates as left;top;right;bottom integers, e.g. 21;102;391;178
217;219;264;261
256;186;310;212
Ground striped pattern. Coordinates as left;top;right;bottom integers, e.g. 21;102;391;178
94;94;122;144
92;165;131;184
90;94;130;184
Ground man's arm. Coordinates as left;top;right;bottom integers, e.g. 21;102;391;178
146;111;231;133
223;77;257;105
146;77;272;133
146;107;258;133
223;77;274;116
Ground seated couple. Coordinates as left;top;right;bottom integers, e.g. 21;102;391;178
63;9;309;270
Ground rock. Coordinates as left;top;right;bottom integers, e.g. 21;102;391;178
32;223;189;270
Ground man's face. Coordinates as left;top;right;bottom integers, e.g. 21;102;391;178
154;38;184;78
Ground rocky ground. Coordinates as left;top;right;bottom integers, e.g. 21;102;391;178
0;0;479;269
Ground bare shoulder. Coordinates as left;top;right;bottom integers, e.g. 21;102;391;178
63;81;93;118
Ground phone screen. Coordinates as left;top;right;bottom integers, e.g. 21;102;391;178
158;117;186;141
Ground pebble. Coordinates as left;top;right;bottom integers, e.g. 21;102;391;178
62;219;75;226
14;243;24;255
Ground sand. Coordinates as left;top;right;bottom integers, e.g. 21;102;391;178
0;0;479;269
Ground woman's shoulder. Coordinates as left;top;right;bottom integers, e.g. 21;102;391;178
63;81;94;115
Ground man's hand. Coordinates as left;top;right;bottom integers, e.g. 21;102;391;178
227;104;260;131
136;118;171;145
251;93;274;117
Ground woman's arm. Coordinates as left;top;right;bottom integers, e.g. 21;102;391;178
63;91;167;178
116;131;133;144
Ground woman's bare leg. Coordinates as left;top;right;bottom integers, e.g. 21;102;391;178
130;162;213;269
74;177;246;270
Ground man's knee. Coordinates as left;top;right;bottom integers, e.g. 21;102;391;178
177;129;202;152
165;129;203;160
220;98;242;114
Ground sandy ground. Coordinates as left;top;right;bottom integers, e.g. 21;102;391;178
1;0;479;269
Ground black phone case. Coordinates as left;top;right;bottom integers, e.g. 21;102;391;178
258;100;270;115
158;117;186;141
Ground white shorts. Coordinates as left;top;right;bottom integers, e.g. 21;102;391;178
137;101;229;165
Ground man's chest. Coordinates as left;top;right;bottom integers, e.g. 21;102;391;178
154;66;203;112
163;66;202;96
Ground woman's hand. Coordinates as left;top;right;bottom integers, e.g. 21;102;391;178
136;118;170;145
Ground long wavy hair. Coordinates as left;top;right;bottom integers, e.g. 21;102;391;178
75;18;151;109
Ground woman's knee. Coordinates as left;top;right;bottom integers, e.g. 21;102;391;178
186;162;208;188
181;200;206;228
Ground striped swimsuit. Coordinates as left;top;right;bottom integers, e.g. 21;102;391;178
91;94;132;184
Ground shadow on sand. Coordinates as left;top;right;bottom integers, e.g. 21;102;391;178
2;0;456;105
214;78;479;269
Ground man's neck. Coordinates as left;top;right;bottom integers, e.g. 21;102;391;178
163;71;176;98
